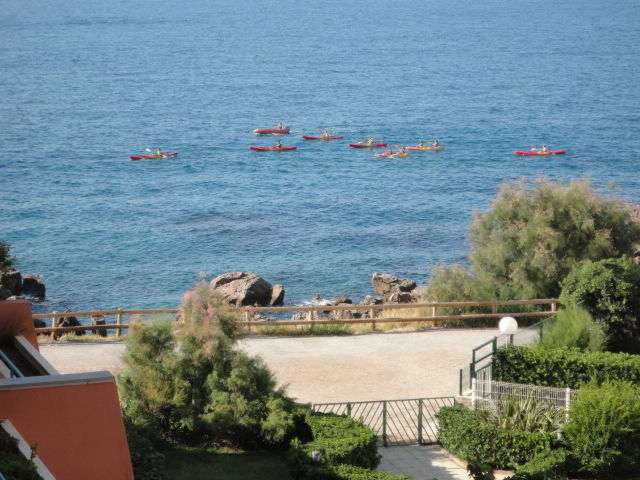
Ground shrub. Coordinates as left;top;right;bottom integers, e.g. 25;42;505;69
488;395;563;433
563;381;640;478
536;306;606;352
426;179;640;303
515;448;568;478
124;422;167;480
118;282;298;448
302;413;379;469
0;241;14;271
288;413;381;480
493;345;640;388
559;256;640;353
437;405;554;469
0;424;39;480
331;464;410;480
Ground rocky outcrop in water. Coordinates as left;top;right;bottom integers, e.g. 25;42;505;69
0;269;46;301
209;272;285;307
371;272;417;302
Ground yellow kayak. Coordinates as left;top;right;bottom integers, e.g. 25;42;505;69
406;145;444;151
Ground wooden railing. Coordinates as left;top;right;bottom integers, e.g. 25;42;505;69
32;299;559;338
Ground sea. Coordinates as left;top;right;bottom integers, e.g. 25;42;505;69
1;0;639;314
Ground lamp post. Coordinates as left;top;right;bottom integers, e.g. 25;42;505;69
498;316;518;345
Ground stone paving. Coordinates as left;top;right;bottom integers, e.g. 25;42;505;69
378;445;512;480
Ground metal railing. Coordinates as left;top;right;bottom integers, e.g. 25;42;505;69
0;349;24;378
312;396;456;446
31;298;560;339
459;313;558;395
474;380;576;422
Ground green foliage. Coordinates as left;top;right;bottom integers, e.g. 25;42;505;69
489;395;563;433
118;282;298;448
536;306;606;352
426;179;640;303
0;453;41;480
559;256;640;353
124;422;167;480
256;324;352;336
331;464;410;480
436;405;554;469
467;461;495;480
0;424;40;480
515;448;568;478
303;413;380;469
493;345;640;388
564;381;640;478
288;413;381;480
0;241;15;271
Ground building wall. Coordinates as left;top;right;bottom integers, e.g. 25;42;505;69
0;374;134;480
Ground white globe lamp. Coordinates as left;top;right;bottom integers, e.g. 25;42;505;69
499;316;518;345
499;316;518;335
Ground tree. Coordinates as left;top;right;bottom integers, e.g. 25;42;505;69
560;256;640;352
426;179;640;302
118;282;298;448
0;241;14;271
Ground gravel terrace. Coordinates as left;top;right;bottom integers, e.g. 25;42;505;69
39;328;499;403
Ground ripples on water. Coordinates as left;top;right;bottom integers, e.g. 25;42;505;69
1;0;639;312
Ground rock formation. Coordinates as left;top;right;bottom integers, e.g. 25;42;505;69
209;272;284;307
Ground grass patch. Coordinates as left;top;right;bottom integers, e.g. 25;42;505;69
38;333;122;343
162;444;292;480
254;324;352;336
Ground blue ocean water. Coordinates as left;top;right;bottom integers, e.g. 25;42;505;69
1;0;639;313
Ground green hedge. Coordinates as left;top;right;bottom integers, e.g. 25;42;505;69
288;413;382;480
303;413;380;469
493;346;640;388
437;405;554;469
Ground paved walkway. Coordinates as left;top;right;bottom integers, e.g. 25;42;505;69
378;445;511;480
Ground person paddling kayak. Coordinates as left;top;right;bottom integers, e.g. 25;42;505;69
155;148;163;156
531;145;550;153
274;140;282;149
432;140;439;148
277;122;284;130
321;130;332;140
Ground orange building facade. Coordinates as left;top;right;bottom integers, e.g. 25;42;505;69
0;300;134;479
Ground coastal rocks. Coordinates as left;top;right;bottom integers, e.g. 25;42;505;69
0;286;12;301
411;286;429;303
54;314;84;339
386;292;414;304
371;273;417;297
22;275;45;299
0;270;22;296
359;295;384;306
209;272;284;307
0;269;46;300
270;284;285;306
91;315;107;337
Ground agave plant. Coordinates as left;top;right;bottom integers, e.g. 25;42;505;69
488;394;564;433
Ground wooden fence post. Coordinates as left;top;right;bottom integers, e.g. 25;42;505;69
51;311;59;340
116;308;123;338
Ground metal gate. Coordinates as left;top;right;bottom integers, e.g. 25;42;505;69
311;397;456;446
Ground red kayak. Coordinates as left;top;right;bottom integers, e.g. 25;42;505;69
302;135;344;140
253;128;290;135
250;146;297;152
515;150;566;156
349;143;387;148
130;152;178;161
